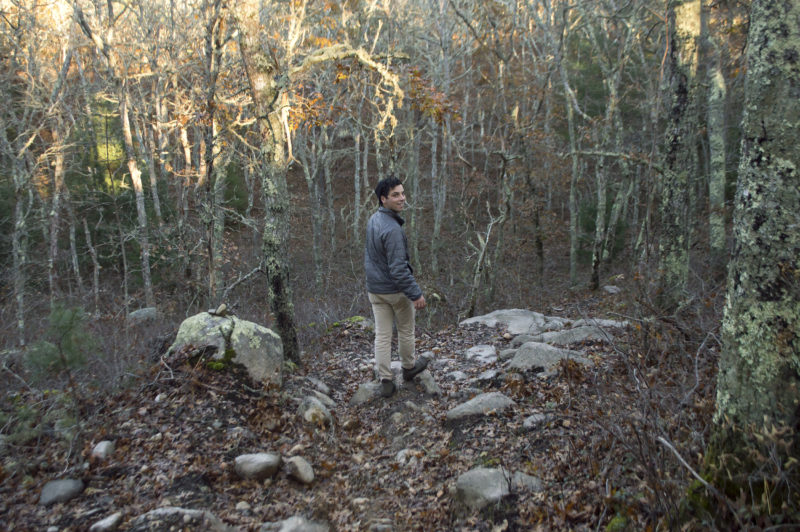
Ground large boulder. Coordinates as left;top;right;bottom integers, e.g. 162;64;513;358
460;309;567;335
168;312;283;386
507;342;589;372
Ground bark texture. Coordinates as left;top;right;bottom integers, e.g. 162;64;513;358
713;0;800;454
659;0;702;308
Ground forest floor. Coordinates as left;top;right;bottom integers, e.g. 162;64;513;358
1;291;718;531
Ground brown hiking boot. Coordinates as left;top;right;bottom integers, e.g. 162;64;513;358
402;358;429;381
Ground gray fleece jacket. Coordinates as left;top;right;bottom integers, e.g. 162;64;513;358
364;207;423;301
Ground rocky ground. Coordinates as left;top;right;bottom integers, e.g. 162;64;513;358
1;305;715;531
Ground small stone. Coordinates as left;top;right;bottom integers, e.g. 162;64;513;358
285;456;315;484
260;515;329;532
298;396;333;426
235;501;251;511
91;440;115;461
306;377;331;396
445;392;516;422
39;479;84;505
416;370;442;396
89;511;123;532
522;413;551;430
454;467;510;510
234;452;281;480
603;285;621;294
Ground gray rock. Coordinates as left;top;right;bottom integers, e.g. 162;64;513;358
234;452;281;480
395;449;419;467
460;309;568;335
168;313;283;386
298;396;333;426
446;392;515;422
463;345;497;365
260;515;329;532
454;467;510;510
129;507;235;532
535;326;609;345
522;413;552;430
510;334;540;348
460;309;547;334
603;284;621;294
473;369;499;382
89;512;123;532
127;307;158;326
306;377;331;396
91;440;115;461
511;471;543;492
367;518;393;531
310;390;336;408
498;348;518;361
39;478;84;505
446;370;468;381
572;317;628;329
453;386;487;402
285;456;315;484
415;370;441;396
507;342;589;372
350;381;381;406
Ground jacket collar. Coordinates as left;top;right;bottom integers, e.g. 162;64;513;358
378;206;404;226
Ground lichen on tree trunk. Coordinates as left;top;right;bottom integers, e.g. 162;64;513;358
707;0;800;511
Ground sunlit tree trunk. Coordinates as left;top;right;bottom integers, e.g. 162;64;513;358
705;7;727;261
120;84;155;308
710;0;800;495
659;0;701;309
133;112;163;226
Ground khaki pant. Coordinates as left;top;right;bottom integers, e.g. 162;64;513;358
368;292;416;381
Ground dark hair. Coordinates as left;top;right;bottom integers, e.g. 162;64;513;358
375;175;403;206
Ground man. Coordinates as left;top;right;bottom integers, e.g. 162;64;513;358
364;176;429;398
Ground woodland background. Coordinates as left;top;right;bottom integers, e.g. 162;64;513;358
1;0;798;529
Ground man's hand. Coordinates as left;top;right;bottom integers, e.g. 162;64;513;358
413;295;426;310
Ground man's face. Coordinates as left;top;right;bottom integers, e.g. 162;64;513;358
381;184;406;213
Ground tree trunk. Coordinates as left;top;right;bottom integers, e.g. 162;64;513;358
705;17;727;261
353;128;363;242
298;132;324;291
11;162;31;346
82;218;101;315
658;0;701;309
709;0;800;500
48;126;67;305
120;84;155;308
237;21;300;364
565;95;579;288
